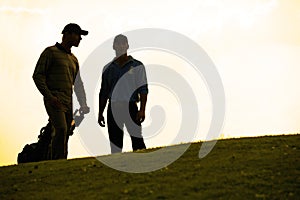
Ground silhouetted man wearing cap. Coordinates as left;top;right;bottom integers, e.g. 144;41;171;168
33;23;90;159
98;34;148;153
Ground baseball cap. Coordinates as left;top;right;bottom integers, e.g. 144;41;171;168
62;23;88;35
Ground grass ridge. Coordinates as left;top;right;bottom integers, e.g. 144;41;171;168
0;134;299;199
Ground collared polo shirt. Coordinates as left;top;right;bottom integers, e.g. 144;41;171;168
99;56;148;102
33;43;87;111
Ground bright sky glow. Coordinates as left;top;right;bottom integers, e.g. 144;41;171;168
1;0;300;166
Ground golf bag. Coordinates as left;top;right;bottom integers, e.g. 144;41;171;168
17;122;53;163
17;109;84;164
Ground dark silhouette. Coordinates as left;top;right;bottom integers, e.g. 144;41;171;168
18;122;53;163
17;109;84;163
33;23;90;160
98;34;148;153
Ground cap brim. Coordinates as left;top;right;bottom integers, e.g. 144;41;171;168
80;30;88;36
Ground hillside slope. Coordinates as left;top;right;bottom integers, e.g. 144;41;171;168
0;135;299;199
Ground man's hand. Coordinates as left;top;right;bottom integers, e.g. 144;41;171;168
98;114;105;127
136;110;146;123
49;96;63;109
79;105;90;114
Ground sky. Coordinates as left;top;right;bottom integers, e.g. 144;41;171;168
1;0;300;166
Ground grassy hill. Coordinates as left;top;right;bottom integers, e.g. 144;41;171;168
0;134;299;199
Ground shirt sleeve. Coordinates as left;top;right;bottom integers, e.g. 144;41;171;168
99;65;110;100
74;70;87;107
32;48;54;99
136;63;149;94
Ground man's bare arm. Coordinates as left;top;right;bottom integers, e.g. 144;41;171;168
136;93;147;123
98;96;108;127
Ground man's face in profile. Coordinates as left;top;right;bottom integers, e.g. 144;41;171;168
64;32;82;47
70;32;82;47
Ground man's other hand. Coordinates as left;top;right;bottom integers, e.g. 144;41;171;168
79;106;90;114
136;110;145;123
98;115;105;127
49;96;63;109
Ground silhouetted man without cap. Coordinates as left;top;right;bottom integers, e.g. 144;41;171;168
33;23;90;159
98;34;148;153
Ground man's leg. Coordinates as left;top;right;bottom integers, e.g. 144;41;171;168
44;102;68;160
107;103;124;153
126;102;146;151
65;111;73;158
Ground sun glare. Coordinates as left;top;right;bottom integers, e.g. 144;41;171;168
1;0;300;166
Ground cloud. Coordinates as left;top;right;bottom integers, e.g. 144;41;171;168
0;6;46;15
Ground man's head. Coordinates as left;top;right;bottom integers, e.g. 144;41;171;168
61;23;88;47
113;34;129;56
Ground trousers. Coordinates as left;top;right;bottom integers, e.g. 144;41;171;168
44;100;72;159
107;102;146;153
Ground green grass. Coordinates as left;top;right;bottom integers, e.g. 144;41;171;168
0;134;299;199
